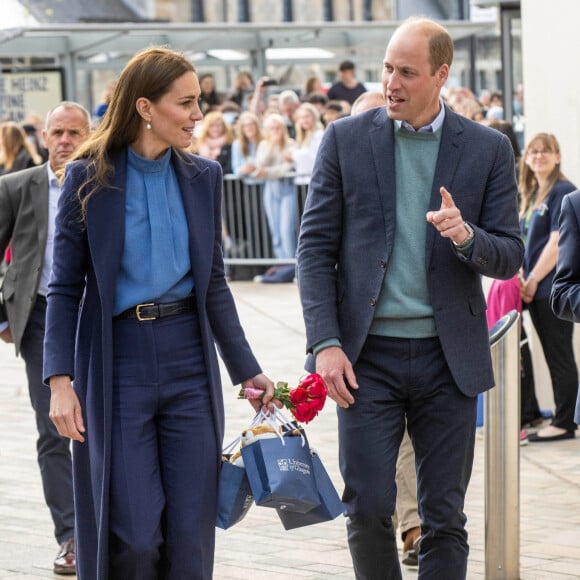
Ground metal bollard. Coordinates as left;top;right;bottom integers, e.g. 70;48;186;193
485;309;520;580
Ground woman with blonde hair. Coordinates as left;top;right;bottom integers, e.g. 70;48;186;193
43;46;275;579
252;113;297;270
0;122;42;175
291;102;324;186
519;132;578;442
194;110;234;174
231;110;262;178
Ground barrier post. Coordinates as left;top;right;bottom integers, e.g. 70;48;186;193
485;310;520;579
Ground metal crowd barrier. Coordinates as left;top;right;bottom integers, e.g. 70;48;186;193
485;310;520;580
221;174;308;276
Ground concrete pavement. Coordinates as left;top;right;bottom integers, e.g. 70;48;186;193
1;281;579;579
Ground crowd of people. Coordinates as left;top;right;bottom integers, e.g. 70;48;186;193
171;61;527;288
0;15;578;580
1;60;526;288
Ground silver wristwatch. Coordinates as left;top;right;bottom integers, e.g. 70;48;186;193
452;222;474;249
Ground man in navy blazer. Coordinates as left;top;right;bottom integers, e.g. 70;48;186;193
297;18;524;579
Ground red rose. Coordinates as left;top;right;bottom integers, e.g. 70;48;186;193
239;374;328;425
310;396;326;412
299;374;324;389
299;374;327;412
307;382;326;399
292;403;319;423
289;386;309;405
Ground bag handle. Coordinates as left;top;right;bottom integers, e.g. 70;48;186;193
222;436;241;455
272;407;306;447
222;411;264;453
259;409;287;445
255;409;303;446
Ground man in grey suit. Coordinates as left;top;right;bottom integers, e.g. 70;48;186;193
0;101;90;574
297;18;524;580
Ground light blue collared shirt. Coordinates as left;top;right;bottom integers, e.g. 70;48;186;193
38;164;61;297
396;99;446;133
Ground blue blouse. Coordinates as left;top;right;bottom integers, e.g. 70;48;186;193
113;146;194;315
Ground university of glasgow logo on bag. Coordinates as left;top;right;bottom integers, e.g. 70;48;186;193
288;459;311;475
277;459;289;471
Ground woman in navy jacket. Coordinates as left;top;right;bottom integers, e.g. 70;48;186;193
519;132;578;441
43;47;275;580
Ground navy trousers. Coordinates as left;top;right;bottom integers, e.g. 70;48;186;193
20;297;75;545
108;311;218;580
339;335;477;580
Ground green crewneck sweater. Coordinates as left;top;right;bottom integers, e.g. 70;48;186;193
369;125;442;338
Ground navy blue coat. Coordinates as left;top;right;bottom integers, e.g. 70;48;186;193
551;189;580;321
297;106;524;396
43;148;261;579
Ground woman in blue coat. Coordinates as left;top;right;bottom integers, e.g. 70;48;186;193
43;47;275;579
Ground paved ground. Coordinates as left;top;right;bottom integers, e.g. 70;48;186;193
1;281;579;579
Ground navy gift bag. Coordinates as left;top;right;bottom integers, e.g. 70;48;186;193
216;454;254;529
241;432;320;513
276;450;344;529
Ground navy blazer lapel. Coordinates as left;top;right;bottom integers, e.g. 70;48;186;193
85;150;127;306
172;152;213;298
369;108;397;252
425;108;465;264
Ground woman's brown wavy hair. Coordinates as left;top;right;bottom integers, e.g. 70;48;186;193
70;46;195;221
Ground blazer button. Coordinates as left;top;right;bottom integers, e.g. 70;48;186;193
380;260;387;269
370;298;377;307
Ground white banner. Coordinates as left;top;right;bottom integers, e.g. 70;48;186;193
0;70;64;123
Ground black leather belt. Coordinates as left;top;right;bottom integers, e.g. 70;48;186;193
115;294;196;321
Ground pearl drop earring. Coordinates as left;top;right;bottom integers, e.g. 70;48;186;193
146;121;152;130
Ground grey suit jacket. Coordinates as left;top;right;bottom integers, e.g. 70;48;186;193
0;163;49;354
297;106;524;397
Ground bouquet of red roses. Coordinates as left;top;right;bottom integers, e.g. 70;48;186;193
238;373;328;424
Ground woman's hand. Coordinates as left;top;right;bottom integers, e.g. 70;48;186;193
241;373;279;412
49;375;86;442
522;273;539;303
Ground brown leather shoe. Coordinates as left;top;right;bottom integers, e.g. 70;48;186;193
54;538;76;575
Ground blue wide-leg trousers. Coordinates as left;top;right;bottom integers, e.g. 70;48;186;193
108;311;218;580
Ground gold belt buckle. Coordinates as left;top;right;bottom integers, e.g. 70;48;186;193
136;303;156;321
